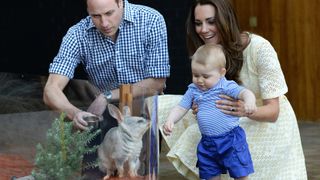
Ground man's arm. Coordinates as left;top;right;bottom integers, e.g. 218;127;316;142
87;78;166;115
43;74;78;118
43;74;95;130
130;77;166;96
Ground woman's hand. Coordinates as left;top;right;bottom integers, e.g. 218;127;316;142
191;94;252;117
191;102;199;115
215;94;249;117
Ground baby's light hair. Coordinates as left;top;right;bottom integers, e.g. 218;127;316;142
191;44;226;69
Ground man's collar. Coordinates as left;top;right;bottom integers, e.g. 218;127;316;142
87;18;95;30
122;0;134;24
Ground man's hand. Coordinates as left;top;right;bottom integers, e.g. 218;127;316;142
73;111;98;130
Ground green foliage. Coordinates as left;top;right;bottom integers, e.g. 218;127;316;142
31;113;101;180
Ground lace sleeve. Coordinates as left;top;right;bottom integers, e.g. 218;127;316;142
255;40;288;99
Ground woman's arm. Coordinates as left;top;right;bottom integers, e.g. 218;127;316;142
215;95;279;122
250;98;279;122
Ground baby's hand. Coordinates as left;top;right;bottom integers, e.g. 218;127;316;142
244;102;257;115
163;120;174;136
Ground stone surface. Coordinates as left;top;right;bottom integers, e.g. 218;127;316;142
0;154;33;180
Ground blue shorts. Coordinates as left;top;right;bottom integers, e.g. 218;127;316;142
197;126;254;179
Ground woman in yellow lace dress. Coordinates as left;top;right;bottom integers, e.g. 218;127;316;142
158;0;307;179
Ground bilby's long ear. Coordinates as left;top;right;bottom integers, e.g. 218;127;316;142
108;104;123;123
122;105;131;117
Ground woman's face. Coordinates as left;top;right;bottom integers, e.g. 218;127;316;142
194;4;220;45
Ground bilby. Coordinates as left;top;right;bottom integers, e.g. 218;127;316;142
98;104;150;179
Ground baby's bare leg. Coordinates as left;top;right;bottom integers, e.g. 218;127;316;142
235;176;248;180
208;175;221;180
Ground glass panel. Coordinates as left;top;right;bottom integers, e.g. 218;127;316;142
95;85;159;180
0;72;159;180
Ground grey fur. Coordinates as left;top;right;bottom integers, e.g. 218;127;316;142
98;104;150;179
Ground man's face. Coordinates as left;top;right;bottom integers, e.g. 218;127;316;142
87;0;123;41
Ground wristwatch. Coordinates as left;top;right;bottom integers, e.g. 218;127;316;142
103;90;112;103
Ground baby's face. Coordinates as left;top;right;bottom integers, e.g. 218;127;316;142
192;64;224;91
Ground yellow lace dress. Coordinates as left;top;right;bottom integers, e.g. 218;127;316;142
158;34;307;180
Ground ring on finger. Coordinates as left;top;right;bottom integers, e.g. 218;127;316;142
230;107;236;112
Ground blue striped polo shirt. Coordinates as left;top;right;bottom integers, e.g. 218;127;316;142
49;0;170;91
179;77;245;136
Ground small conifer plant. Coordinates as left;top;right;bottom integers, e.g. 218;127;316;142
31;113;101;180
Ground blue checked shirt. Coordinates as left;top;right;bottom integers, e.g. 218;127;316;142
179;77;245;136
49;0;170;91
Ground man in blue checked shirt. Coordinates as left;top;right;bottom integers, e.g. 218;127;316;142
43;0;169;178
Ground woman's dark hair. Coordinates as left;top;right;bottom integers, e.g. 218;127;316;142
186;0;243;83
